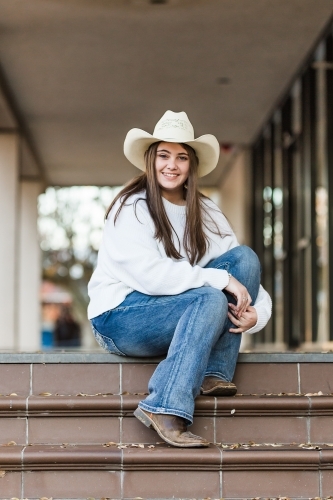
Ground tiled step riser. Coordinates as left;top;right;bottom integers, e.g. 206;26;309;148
1;394;333;445
2;362;333;396
123;413;333;445
1;413;333;446
1;469;329;500
1;357;333;499
1;447;333;499
0;471;330;499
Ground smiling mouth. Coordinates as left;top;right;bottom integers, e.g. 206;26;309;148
162;172;179;178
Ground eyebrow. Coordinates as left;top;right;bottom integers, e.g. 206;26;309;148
157;149;189;155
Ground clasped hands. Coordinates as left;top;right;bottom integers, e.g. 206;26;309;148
224;275;257;333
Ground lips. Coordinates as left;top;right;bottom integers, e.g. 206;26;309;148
162;172;179;178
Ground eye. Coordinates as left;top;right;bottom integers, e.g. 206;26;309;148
158;153;168;159
179;156;188;161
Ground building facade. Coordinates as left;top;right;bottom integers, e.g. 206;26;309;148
252;26;333;349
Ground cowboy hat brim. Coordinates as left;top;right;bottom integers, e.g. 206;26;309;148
124;128;220;178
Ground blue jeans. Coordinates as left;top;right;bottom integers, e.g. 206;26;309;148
91;245;260;424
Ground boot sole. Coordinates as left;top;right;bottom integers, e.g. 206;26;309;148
201;386;237;397
134;407;209;448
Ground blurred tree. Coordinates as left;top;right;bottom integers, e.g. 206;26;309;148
38;186;121;316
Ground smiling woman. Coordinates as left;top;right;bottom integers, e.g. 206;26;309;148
88;110;272;448
154;143;190;205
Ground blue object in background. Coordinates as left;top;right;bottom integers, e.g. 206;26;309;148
41;329;54;349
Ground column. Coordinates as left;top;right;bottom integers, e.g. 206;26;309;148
17;180;42;351
0;133;19;349
218;148;254;351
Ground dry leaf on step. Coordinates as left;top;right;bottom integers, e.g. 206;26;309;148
103;441;117;447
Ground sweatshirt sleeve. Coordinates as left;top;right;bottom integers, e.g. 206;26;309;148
102;201;230;295
244;285;272;334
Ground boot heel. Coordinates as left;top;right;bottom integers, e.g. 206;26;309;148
134;407;152;428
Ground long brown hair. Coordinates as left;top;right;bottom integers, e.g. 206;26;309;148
105;142;227;265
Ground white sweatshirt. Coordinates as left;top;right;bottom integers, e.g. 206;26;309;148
88;192;272;334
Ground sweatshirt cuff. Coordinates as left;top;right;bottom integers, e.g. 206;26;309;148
201;268;229;290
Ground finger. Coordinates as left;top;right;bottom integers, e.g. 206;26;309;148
237;294;248;316
228;313;244;332
230;302;252;311
241;293;252;315
229;327;244;333
233;293;241;312
228;303;238;313
231;307;252;321
235;292;245;315
228;311;240;325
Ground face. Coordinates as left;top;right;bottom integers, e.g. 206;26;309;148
155;142;190;202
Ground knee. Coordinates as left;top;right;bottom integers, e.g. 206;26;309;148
196;287;228;312
233;245;260;272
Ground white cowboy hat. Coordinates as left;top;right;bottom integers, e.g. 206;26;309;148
123;110;220;178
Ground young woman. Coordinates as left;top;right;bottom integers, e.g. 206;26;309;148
88;111;272;448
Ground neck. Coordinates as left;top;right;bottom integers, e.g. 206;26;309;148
160;189;186;206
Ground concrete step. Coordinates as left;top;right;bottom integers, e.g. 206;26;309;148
0;443;333;498
0;353;333;498
1;352;333;397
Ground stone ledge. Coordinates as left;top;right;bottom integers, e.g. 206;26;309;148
0;351;333;363
0;444;332;471
0;394;333;417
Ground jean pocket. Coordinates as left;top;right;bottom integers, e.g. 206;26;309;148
91;324;127;357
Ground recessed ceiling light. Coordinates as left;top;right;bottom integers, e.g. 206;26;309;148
217;77;231;85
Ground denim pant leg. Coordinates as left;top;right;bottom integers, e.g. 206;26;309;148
139;288;228;423
204;245;261;382
91;287;228;424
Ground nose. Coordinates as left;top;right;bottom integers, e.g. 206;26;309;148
166;156;177;170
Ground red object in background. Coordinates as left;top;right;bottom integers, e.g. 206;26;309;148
220;143;234;154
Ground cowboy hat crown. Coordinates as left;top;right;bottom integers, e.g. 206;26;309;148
124;110;220;178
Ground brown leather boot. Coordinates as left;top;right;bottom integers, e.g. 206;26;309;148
200;376;237;396
134;407;209;448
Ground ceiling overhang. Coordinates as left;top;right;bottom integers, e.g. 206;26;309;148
0;0;332;186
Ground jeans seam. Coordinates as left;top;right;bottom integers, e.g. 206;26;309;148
160;295;201;409
214;261;230;270
113;299;179;311
138;401;193;424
